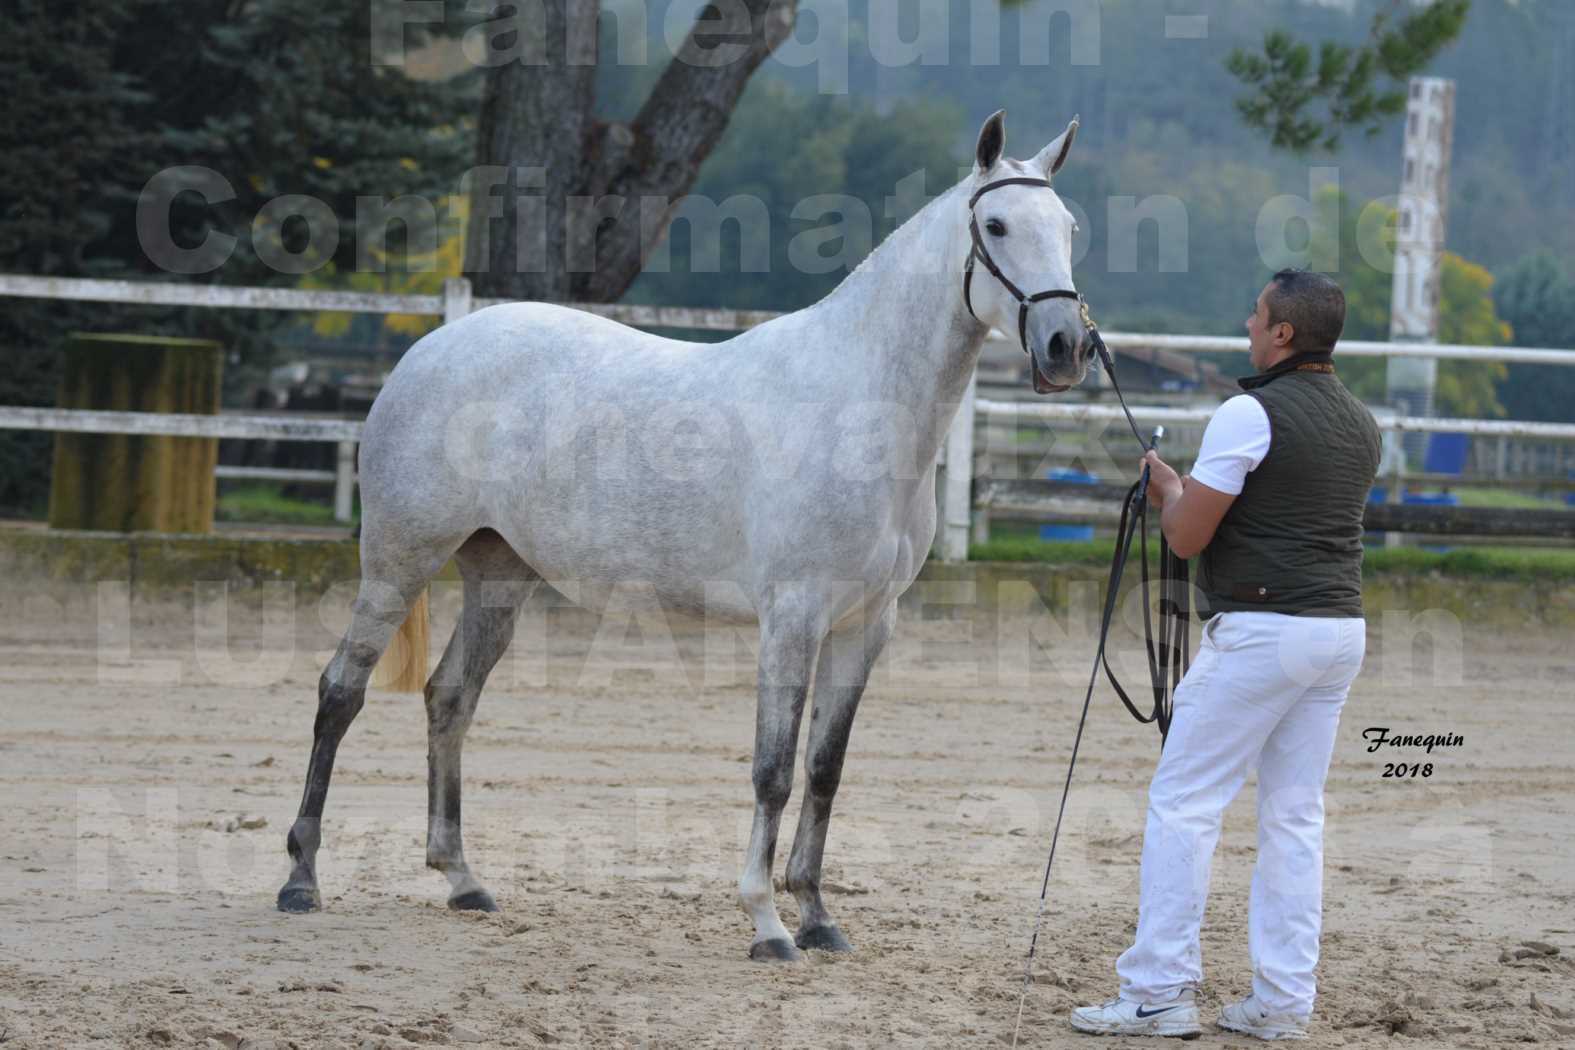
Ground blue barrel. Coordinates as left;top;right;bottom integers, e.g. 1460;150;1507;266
1039;468;1100;541
1423;433;1470;475
1401;489;1459;506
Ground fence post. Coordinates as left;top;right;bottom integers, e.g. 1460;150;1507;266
443;276;473;325
940;374;977;563
971;445;992;547
970;403;992;546
1384;426;1406;549
334;440;355;523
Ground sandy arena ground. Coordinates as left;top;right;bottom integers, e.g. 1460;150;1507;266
1;582;1573;1049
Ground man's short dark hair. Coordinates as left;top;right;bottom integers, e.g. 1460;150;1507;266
1266;269;1346;354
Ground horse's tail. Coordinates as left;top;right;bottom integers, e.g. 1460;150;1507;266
370;586;430;693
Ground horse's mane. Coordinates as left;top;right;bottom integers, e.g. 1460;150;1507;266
815;177;969;306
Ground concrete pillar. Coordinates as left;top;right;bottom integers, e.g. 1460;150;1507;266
1387;76;1455;465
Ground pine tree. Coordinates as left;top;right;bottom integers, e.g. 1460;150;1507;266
1493;254;1575;423
0;0;475;513
1227;0;1472;153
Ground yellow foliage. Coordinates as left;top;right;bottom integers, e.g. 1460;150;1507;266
1312;187;1512;418
1436;253;1511;418
1439;254;1512;347
299;195;468;344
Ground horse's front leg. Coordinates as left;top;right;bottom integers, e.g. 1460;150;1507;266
739;599;823;962
785;601;895;952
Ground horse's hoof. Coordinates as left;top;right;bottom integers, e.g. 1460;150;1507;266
795;924;853;952
748;937;804;963
448;889;498;913
276;885;321;913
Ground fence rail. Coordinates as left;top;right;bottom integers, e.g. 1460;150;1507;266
214;464;338;485
3;273;1574;546
0;407;362;522
7;273;1575;364
0;405;363;442
974;398;1575;441
1092;331;1575;367
975;477;1575;540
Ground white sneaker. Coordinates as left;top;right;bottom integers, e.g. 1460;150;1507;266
1217;995;1309;1040
1069;989;1202;1039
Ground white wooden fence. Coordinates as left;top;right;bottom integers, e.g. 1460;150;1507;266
3;273;1574;546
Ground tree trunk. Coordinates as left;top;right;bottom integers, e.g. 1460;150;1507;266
466;0;798;303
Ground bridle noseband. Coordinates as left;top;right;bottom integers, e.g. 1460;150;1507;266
962;176;1091;356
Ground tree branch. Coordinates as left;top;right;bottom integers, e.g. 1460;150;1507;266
578;0;798;300
1227;0;1470;154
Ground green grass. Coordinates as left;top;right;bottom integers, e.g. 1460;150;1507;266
968;535;1160;567
1358;545;1575;582
966;536;1575;582
1451;486;1568;510
216;484;345;526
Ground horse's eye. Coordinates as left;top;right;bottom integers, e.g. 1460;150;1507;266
985;219;1006;237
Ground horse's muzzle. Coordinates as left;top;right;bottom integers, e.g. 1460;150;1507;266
1031;328;1087;394
1032;361;1071;394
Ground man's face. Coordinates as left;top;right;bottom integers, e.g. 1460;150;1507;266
1244;284;1285;371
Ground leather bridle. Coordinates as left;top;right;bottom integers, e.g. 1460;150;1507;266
961;177;1184;748
962;176;1092;356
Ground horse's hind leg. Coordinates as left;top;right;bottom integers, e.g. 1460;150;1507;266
425;529;540;911
785;600;895;952
277;537;450;913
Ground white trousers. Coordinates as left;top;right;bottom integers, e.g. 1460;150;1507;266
1115;611;1366;1018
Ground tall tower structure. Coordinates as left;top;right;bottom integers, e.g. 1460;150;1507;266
1386;76;1455;458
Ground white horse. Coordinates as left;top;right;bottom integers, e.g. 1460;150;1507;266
278;110;1093;962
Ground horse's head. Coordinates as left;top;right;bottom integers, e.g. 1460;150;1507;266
964;110;1089;395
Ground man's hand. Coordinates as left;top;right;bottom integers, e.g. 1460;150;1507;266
1142;450;1184;509
1138;450;1239;558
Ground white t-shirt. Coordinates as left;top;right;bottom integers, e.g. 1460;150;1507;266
1188;394;1272;496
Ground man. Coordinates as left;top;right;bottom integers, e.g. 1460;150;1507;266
1070;270;1381;1041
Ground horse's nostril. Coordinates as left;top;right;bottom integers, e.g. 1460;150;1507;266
1048;332;1068;360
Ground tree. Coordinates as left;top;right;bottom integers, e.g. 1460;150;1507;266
302;208;468;350
1307;188;1507;417
0;3;150;513
1494;254;1575;350
1493;254;1575;423
462;0;799;304
625;86;963;315
1434;255;1510;418
1226;0;1472;152
0;0;474;513
104;0;473;290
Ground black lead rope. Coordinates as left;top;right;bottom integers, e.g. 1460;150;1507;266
1092;330;1191;744
1008;326;1192;1049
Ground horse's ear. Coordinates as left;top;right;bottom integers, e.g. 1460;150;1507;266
1034;116;1080;178
974;110;1007;174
